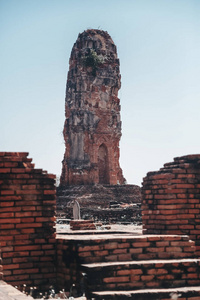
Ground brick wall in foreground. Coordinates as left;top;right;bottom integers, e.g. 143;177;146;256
0;152;56;289
142;154;200;255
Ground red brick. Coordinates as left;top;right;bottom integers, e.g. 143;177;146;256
14;245;41;251
94;250;108;256
16;223;42;228
147;236;161;241
132;242;150;247
147;268;168;275
141;275;154;281
20;228;35;234
0;224;14;229
16;174;30;178
104;242;119;250
146;281;160;288
13;268;39;275
22;185;36;190
44;250;55;255
4;162;18;167
182;273;198;279
129;248;142;254
0;202;14;207
118;254;132;260
41;244;54;250
158;274;174;280
0;212;14;218
156;241;169;247
30;251;44;256
11;168;26;173
78;245;101;252
117;270;131;276
103;276;129;283
44;190;55;195
3;251;29;258
21;217;35;223
0;195;22;201
3;264;19;269
130;269;143;275
148;247;165;253
0;168;11;173
16;189;41;195
0;218;20;224
0;190;15;195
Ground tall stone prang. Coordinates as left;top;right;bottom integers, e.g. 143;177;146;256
60;29;126;185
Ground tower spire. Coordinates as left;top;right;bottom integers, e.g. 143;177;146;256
60;29;125;185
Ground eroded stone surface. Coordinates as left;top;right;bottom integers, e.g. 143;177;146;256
60;29;125;186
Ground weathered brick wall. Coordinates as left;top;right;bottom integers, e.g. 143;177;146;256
142;154;200;255
0;152;56;289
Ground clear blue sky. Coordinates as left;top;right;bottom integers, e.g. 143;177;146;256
1;0;200;185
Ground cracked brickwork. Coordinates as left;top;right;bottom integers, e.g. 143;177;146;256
60;29;125;186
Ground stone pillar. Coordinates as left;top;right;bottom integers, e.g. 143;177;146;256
60;29;125;186
142;154;200;255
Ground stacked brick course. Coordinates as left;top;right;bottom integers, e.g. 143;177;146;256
56;234;198;293
142;154;200;255
0;152;56;289
85;258;200;291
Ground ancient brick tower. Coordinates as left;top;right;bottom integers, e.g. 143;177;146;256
60;29;125;185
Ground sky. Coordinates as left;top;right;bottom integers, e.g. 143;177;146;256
1;0;200;186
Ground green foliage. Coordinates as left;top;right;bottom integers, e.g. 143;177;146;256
81;49;105;76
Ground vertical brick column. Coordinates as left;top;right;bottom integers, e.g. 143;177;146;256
142;154;200;255
0;152;56;289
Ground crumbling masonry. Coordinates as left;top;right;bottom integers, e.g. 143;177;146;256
60;29;125;186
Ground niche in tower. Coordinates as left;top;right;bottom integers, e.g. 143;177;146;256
98;143;109;184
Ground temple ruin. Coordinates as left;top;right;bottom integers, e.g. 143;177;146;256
60;29;125;186
1;29;200;300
